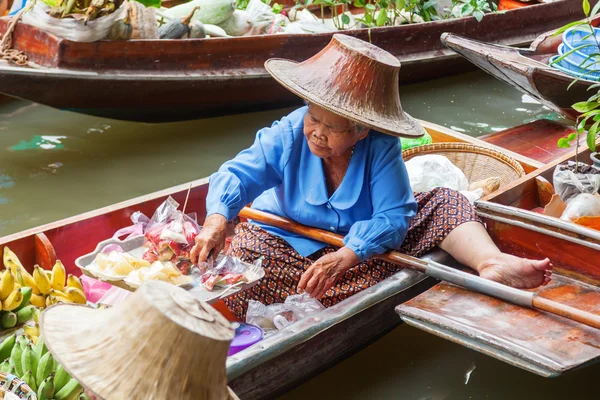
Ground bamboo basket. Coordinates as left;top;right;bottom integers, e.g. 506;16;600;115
402;142;526;187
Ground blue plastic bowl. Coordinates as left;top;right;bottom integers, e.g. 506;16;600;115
558;43;600;73
549;55;600;81
562;26;600;56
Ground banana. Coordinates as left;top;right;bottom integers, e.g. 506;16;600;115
66;275;83;291
0;333;16;360
79;393;91;400
0;360;9;373
51;261;66;292
3;247;24;275
45;295;54;308
34;334;47;358
0;269;15;301
31;307;40;323
21;369;37;392
9;336;24;376
49;289;70;302
21;343;38;377
54;377;81;400
2;288;23;311
53;363;71;392
18;334;28;350
16;305;36;325
65;288;86;305
1;311;17;329
23;323;40;341
16;268;41;296
37;373;55;400
36;350;55;387
33;266;52;296
14;287;32;312
30;293;46;308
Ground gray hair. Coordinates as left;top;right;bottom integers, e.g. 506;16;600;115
304;100;368;135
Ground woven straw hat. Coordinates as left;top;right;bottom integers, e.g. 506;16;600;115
40;281;237;400
265;34;426;138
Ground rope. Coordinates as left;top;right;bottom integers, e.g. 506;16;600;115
0;6;30;67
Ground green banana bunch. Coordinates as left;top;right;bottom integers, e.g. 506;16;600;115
54;363;72;392
21;343;39;380
21;369;37;392
54;377;82;400
0;333;16;360
37;373;55;400
36;351;56;388
9;336;24;376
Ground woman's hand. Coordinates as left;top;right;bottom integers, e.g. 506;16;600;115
298;247;360;299
190;214;228;264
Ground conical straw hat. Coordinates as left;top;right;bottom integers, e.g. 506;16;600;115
265;33;426;138
41;281;236;400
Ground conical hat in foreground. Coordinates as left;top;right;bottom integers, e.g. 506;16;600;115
41;281;236;400
265;34;426;138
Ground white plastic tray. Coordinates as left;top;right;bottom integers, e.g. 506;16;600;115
75;235;264;304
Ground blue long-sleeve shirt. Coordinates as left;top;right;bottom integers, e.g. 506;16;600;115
206;106;417;262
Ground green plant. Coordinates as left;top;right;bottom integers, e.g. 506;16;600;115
554;0;600;157
448;0;496;22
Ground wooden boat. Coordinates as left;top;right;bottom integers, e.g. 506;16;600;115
440;16;600;122
0;118;557;398
396;131;600;378
0;0;586;122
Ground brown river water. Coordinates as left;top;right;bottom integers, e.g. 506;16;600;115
0;71;597;398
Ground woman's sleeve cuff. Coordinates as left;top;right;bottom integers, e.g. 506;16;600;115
343;237;373;263
206;202;237;221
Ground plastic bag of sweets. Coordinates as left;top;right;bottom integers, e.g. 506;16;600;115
142;196;200;275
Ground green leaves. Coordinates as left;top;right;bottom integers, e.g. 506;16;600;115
584;0;591;16
341;13;350;24
552;21;586;37
376;9;387;26
558;137;572;148
136;0;161;7
573;101;600;113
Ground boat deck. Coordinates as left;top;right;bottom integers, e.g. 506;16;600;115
479;119;577;164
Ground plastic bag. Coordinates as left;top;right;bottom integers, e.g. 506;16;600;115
246;293;325;332
553;162;600;203
101;211;150;253
560;193;600;221
244;0;286;35
142;196;200;274
21;1;126;42
80;274;113;303
406;155;469;192
198;255;255;291
96;285;131;306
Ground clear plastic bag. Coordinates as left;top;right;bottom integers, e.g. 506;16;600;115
21;1;126;42
246;293;325;332
198;255;256;291
142;196;200;275
553;162;600;203
244;0;287;35
405;155;469;193
560;193;600;221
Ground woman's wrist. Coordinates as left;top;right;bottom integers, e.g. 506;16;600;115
336;247;360;269
205;213;228;229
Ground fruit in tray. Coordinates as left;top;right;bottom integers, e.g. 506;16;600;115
201;273;247;291
127;261;193;287
93;251;151;277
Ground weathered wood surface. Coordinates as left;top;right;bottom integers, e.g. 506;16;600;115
0;0;586;121
396;273;600;377
441;13;600;121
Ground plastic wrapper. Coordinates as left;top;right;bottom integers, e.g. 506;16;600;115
245;0;287;35
96;285;132;306
405;154;482;203
80;274;113;303
246;293;325;332
560;193;600;221
21;1;126;42
142;196;200;274
553;162;600;203
197;255;257;291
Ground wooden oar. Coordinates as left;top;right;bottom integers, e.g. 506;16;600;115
238;207;600;330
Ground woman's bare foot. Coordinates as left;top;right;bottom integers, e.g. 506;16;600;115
477;254;553;289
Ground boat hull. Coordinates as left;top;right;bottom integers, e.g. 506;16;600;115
0;0;586;122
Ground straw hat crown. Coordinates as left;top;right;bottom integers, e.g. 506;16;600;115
41;281;235;400
265;34;426;138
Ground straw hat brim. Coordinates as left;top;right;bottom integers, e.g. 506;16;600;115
41;304;237;400
265;58;427;138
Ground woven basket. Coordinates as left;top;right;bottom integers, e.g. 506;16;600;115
402;142;526;187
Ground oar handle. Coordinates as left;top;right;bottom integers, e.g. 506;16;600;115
238;207;600;330
532;296;600;330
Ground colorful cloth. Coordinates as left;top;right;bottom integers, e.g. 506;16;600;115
206;106;416;262
224;187;479;320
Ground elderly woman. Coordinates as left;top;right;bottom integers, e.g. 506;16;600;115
191;34;551;319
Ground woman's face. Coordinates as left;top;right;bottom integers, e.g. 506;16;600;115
303;104;369;159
